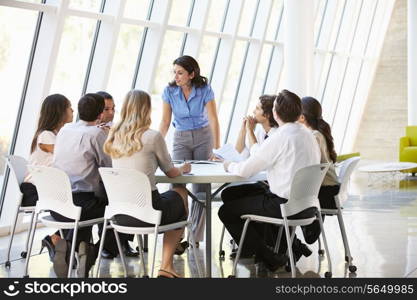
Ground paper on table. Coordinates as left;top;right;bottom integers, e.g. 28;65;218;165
213;143;244;162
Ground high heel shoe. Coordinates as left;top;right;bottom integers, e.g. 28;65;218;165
40;235;55;262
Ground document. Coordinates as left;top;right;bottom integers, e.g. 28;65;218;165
213;144;244;162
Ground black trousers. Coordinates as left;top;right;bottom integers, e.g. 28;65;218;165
20;182;38;207
219;183;316;256
50;192;131;254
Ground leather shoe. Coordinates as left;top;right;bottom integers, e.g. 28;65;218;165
263;253;288;272
229;249;254;259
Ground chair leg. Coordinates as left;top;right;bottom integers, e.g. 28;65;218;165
337;210;356;271
273;226;283;253
95;220;108;278
6;206;21;265
188;224;203;278
23;212;39;277
24;212;35;256
219;225;226;258
231;219;250;277
283;223;296;278
150;227;159;278
68;226;79;278
114;230;128;277
317;213;332;277
137;235;147;277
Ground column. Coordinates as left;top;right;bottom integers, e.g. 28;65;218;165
408;0;417;125
283;0;314;97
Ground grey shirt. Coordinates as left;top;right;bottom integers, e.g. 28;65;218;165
53;120;112;196
112;129;174;191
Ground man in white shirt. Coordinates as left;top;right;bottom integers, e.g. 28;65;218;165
219;89;320;272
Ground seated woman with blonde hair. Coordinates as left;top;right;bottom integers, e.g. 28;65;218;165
104;89;191;278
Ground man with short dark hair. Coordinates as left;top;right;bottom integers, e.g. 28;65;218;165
97;91;115;126
219;89;321;272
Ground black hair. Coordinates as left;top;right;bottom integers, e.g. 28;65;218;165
273;89;302;123
301;96;337;163
78;93;105;122
168;55;208;88
96;91;113;100
259;95;278;127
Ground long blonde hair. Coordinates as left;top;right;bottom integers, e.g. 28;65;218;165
104;90;151;158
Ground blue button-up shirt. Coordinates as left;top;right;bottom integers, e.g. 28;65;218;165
162;84;215;131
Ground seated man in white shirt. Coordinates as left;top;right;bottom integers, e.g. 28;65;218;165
219;89;321;272
52;93;116;277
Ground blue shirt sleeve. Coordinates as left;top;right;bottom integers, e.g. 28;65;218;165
202;85;215;105
162;86;171;104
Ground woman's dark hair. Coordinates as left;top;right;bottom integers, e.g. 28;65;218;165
301;96;337;163
78;93;105;122
273;89;302;123
169;55;208;88
259;95;278;127
31;94;71;153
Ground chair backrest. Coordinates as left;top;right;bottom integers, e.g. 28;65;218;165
28;165;81;220
6;155;28;186
406;126;417;146
337;156;360;202
99;167;162;225
283;163;330;217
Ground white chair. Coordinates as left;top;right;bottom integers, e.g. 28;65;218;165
24;166;103;278
4;155;36;268
230;163;332;278
96;167;202;278
317;156;360;273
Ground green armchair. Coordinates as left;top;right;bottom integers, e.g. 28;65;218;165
399;126;417;175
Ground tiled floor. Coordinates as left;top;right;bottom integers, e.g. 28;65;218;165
1;160;417;278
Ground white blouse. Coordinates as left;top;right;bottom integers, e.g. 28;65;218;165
24;130;56;183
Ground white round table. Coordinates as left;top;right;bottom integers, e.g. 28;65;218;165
358;162;417;188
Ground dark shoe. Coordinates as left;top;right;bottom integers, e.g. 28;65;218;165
229;249;254;259
101;248;116;259
40;235;55;262
174;241;189;255
302;220;321;244
263;253;288;272
123;241;139;257
53;240;69;278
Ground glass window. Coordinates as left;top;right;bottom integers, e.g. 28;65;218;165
69;0;102;11
205;0;229;32
237;0;258;37
219;40;246;142
106;24;145;120
265;0;283;41
0;6;38;192
168;0;193;26
351;0;377;56
248;44;274;112
314;0;327;45
153;31;184;96
321;55;348;122
331;58;362;150
314;53;332;99
123;0;150;20
198;36;218;79
49;16;96;111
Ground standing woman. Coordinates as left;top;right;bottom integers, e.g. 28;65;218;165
159;55;221;250
299;96;340;244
